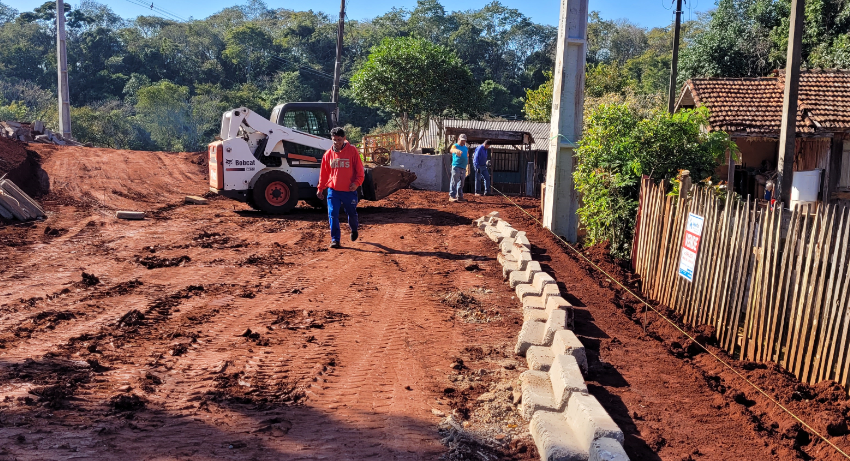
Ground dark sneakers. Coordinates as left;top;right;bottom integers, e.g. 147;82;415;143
351;229;359;241
329;241;341;249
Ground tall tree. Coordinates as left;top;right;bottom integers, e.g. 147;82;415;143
350;36;477;151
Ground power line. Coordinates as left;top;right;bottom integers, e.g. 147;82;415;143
121;0;187;22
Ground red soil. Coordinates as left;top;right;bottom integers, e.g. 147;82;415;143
2;141;849;460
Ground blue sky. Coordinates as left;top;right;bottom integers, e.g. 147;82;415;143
6;0;710;28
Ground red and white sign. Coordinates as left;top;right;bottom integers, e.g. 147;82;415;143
678;213;705;281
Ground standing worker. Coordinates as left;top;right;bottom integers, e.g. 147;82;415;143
449;134;469;202
473;139;491;196
317;127;364;249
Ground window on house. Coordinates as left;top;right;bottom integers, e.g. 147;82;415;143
840;140;850;188
492;151;520;172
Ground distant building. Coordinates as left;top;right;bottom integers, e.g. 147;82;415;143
418;118;551;196
676;69;850;205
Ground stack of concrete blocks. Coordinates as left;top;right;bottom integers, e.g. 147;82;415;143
473;212;629;461
0;178;45;222
0;120;82;146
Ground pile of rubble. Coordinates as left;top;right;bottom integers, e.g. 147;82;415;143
0;177;45;222
0;120;83;146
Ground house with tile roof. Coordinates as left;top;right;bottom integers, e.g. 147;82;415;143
675;69;850;204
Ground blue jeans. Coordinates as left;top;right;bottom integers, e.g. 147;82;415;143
327;188;358;243
475;166;490;195
450;167;466;199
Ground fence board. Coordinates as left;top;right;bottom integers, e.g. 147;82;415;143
632;179;850;393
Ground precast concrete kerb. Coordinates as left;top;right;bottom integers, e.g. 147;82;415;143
473;211;630;461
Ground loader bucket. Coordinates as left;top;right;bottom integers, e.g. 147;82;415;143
361;166;417;201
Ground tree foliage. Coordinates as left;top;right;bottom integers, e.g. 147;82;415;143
574;104;735;258
0;0;558;151
350;36;477;151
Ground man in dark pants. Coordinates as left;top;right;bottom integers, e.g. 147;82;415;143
473;139;491;196
317;127;365;249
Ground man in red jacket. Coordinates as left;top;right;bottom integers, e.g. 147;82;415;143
317;127;365;249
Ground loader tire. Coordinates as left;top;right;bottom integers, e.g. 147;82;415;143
252;171;299;214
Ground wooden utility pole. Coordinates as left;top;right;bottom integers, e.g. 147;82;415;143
542;0;588;242
667;0;683;113
330;0;345;126
777;0;806;204
56;0;71;139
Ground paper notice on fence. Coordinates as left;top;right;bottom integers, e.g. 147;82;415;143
678;212;705;282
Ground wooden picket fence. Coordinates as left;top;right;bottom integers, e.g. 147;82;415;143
633;176;850;389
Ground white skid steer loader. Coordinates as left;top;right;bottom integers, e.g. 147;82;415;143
208;104;417;213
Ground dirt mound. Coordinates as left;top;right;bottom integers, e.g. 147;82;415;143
26;143;208;211
0;137;49;197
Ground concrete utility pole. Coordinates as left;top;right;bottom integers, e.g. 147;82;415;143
56;0;71;139
777;0;805;205
667;0;683;113
330;0;345;126
542;0;588;242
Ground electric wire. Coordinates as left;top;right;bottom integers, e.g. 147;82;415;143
121;0;187;22
489;185;850;460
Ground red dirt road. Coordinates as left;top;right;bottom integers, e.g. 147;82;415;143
2;142;850;460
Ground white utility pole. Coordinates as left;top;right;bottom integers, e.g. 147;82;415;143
56;0;71;139
330;0;345;127
542;0;588;241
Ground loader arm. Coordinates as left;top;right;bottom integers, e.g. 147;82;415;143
219;107;332;157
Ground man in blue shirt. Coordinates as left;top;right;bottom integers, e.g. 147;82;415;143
449;134;468;202
472;139;491;196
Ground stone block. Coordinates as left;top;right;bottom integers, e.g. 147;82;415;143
500;237;516;255
519;370;559;420
549;354;587;406
548;296;575;329
516;272;556;301
567;392;624;452
116;211;146;220
515;309;566;356
589;438;629;461
526;329;587;373
530;411;585;461
509;261;541;288
485;225;503;243
185;195;208;205
553;330;587;373
515;231;530;246
496;219;518;238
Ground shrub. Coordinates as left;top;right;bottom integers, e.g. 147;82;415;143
574;104;735;258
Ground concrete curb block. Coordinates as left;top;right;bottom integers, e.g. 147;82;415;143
116;211;146;220
590;438;630;461
474;213;629;461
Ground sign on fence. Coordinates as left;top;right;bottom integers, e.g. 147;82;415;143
678;212;705;282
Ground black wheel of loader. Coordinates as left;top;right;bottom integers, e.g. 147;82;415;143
252;171;299;214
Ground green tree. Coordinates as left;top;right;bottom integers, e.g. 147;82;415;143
135;80;192;151
523;71;552;122
679;0;783;80
350;36;477;151
574;104;734;258
480;80;522;117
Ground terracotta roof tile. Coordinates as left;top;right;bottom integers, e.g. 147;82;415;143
686;69;850;135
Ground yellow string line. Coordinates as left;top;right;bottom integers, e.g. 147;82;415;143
490;186;850;459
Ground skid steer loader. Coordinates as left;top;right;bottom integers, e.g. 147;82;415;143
208;103;415;214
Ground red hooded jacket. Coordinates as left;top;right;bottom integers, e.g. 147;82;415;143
317;142;365;191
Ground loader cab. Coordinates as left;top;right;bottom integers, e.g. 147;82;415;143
271;102;336;164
